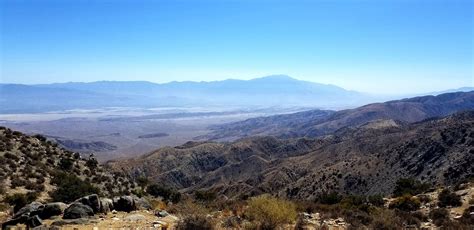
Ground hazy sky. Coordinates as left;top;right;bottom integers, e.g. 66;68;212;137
1;0;472;94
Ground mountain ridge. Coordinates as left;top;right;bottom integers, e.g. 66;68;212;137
204;91;474;140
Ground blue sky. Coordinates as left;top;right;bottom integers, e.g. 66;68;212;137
1;0;472;94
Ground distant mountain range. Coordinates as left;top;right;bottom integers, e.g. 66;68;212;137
1;75;368;113
203;91;474;140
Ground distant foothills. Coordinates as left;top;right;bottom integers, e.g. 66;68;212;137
1;75;472;113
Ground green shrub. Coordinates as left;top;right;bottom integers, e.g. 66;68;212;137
389;195;421;211
0;182;5;195
176;215;214;230
393;178;430;196
245;194;297;230
368;194;385;207
429;208;450;226
4;152;19;161
460;206;474;225
136;176;149;189
85;157;98;169
50;172;100;203
195;190;217;202
369;209;403;230
147;183;181;203
438;189;462;207
33;134;47;142
5;192;38;213
58;157;74;170
316;192;342;205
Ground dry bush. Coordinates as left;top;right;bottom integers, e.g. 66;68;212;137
438;189;462;207
176;215;214;230
168;198;210;216
245;194;297;230
389;195;421;211
369;208;403;230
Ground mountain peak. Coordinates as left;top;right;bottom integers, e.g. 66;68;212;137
251;75;296;81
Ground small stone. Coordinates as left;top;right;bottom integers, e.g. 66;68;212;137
124;214;146;221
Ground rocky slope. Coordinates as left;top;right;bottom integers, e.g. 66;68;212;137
108;111;474;200
0;127;133;203
205;91;474;141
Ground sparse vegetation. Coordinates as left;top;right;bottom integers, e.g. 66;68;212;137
438;188;462;207
194;190;217;202
316;191;342;205
147;183;181;203
50;172;100;203
245;194;297;230
389;194;421;211
176;215;214;230
4;192;39;213
393;178;431;196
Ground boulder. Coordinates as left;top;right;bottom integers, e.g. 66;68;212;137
99;198;114;214
156;210;169;217
63;203;94;219
134;197;152;210
113;196;137;212
74;194;101;214
26;215;43;228
13;201;44;219
39;202;67;219
2;215;28;229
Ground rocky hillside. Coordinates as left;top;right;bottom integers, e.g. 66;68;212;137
205;91;474;140
0;127;134;203
108;111;474;200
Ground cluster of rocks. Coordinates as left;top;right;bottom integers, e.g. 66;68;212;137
2;194;150;229
299;212;347;230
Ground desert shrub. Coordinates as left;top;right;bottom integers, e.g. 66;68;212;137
340;195;365;208
195;190;217;202
460;206;474;225
147;184;181;203
176;215;214;230
4;152;19;161
342;209;373;227
369;209;403;230
25;180;45;192
316;191;342;205
245;194;297;230
438;189;462;207
33;134;47;142
86;157;98;169
58;157;74;170
5;192;38;213
167;199;210;216
46;158;55;165
50;172;100;203
393;178;430;196
10;176;28;189
368;194;385;207
394;210;425;227
0;181;5;195
429;208;450;226
136;176;149;189
389;195;420;211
